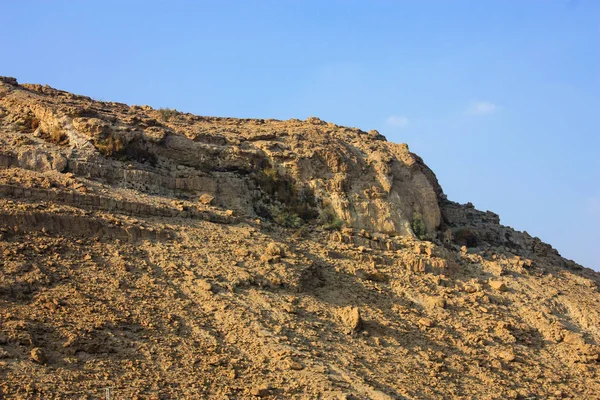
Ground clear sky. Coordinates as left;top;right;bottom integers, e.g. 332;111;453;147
2;1;599;270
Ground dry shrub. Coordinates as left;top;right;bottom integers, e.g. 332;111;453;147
94;133;124;156
158;108;180;121
49;126;68;145
16;117;40;133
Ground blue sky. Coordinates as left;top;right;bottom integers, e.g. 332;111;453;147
2;1;599;269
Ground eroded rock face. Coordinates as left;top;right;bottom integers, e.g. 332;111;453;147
0;78;442;237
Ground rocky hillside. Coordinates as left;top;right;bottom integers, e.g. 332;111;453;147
0;76;598;399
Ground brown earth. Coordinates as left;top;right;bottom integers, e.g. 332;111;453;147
0;76;599;399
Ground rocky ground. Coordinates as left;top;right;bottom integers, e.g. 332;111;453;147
0;77;599;399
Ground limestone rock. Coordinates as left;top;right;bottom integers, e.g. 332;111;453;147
425;296;446;309
287;360;304;370
563;332;586;347
489;280;507;292
250;384;272;397
0;79;444;236
498;350;516;362
196;279;213;292
72;117;111;137
30;347;46;364
198;193;214;205
266;242;285;258
339;306;363;333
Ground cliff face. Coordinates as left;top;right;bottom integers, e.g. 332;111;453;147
0;77;443;237
0;77;599;399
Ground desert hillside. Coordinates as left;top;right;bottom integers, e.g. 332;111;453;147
0;76;599;399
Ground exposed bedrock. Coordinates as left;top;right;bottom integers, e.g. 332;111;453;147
0;78;443;237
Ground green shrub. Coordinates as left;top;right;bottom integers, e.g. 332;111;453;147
411;212;427;240
253;165;319;226
320;205;344;230
158;108;180;121
94;133;124;156
255;167;293;203
272;207;303;228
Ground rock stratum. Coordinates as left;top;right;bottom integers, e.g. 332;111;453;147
0;76;598;399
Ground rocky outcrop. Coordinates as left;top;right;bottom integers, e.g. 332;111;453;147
0;78;442;238
0;184;234;224
0;209;173;242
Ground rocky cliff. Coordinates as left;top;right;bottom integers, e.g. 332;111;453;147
0;77;598;399
0;76;443;237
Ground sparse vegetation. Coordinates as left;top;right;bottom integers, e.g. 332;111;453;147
94;133;124;156
411;212;427;240
15;116;39;133
324;215;344;231
49;126;68;145
253;165;319;227
158;108;180;121
30;118;40;131
46;126;69;145
272;207;303;228
1;78;599;399
14;121;25;132
320;203;344;230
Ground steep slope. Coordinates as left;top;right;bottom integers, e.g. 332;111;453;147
0;77;598;399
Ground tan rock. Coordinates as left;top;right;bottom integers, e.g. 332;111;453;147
339;306;363;333
198;193;215;205
425;296;446;309
418;318;434;328
1;77;599;399
498;350;516;362
369;390;394;400
250;384;271;397
287;360;304;370
414;243;426;254
30;347;46;364
196;279;213;292
489;280;507;292
563;332;586;347
72;117;110;137
464;285;478;293
266;242;285;257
